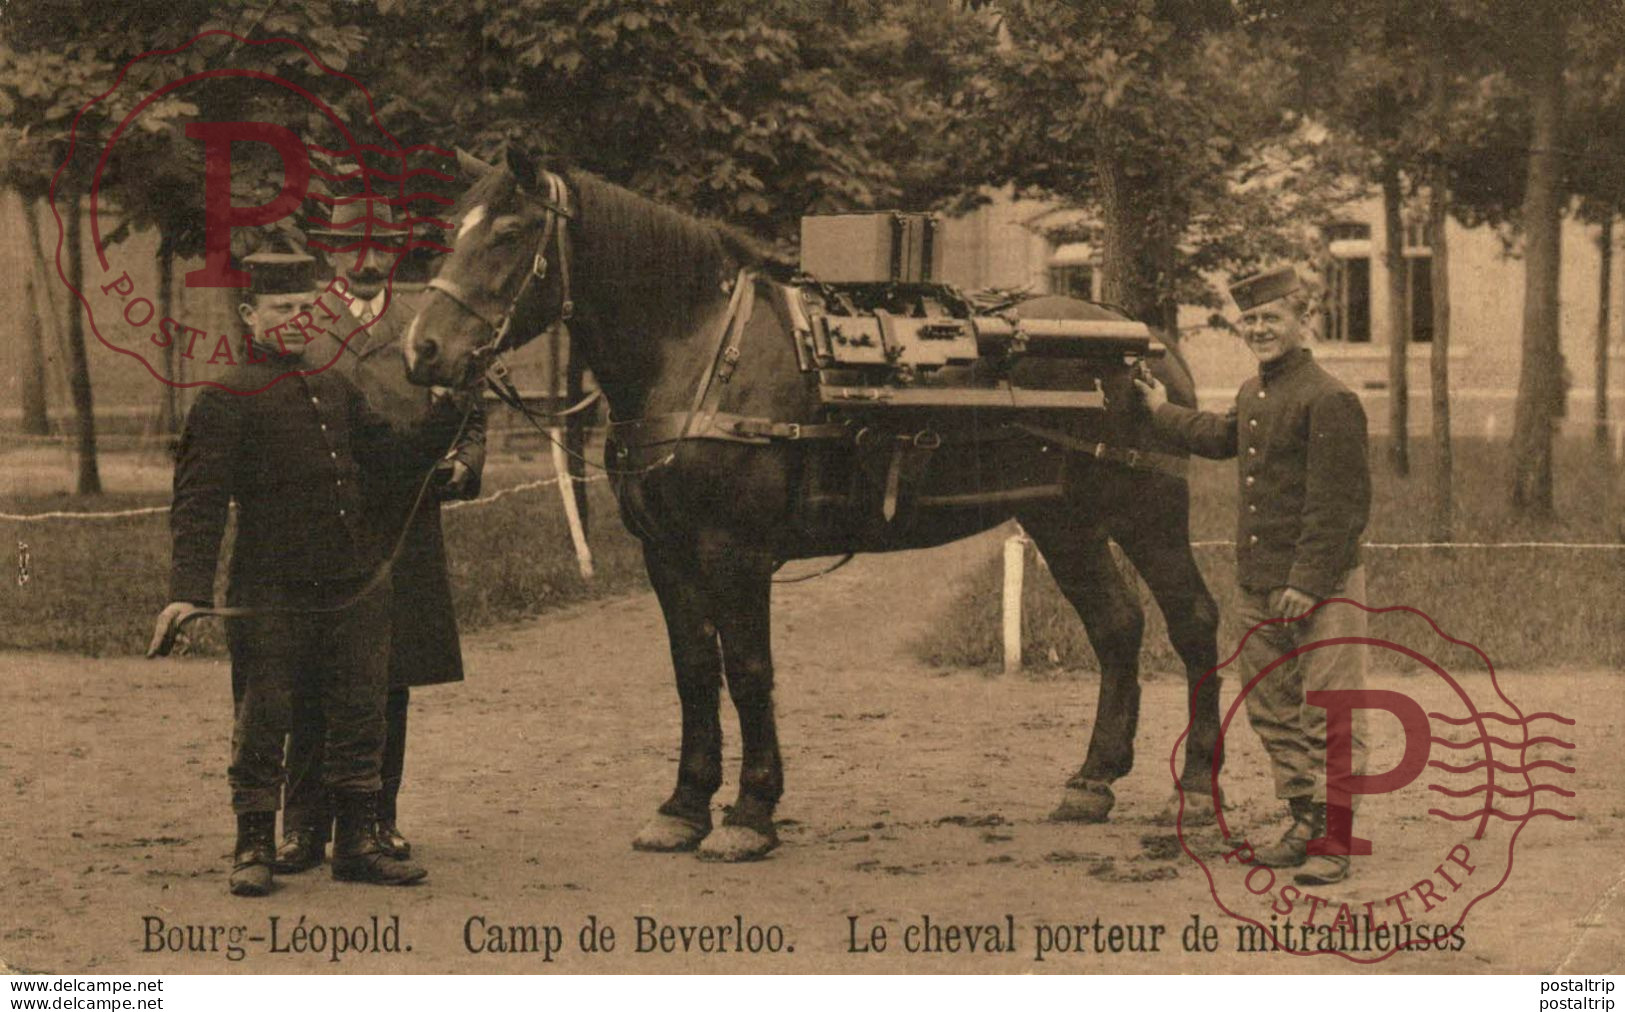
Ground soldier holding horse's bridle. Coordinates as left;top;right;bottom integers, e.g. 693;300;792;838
156;252;430;895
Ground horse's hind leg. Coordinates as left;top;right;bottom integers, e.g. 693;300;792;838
1018;507;1145;823
1110;506;1226;825
633;542;724;852
693;535;782;862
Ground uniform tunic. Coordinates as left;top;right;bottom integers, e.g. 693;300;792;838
169;362;395;606
1150;347;1371;803
169;353;399;813
1150;347;1369;598
334;290;486;690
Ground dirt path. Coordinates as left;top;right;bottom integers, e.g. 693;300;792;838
3;529;1621;974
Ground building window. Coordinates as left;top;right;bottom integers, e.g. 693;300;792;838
1046;237;1099;300
1406;256;1433;343
1324;221;1373;343
1404;220;1434;343
1322;219;1436;344
1048;264;1096;300
1327;222;1372;244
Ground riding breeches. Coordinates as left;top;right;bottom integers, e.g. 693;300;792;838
283;686;410;830
224;579;390;813
1232;566;1368;806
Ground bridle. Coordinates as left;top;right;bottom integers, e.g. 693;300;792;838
425;169;575;386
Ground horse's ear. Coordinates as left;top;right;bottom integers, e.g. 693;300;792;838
503;144;541;191
455;147;496;181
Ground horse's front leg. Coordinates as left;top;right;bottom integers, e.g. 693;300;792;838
633;542;724;852
696;539;782;862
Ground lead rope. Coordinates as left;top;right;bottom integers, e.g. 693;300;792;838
772;553;855;583
152;397;481;655
482;370;674;478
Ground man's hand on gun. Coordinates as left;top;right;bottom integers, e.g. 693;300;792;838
1132;366;1168;411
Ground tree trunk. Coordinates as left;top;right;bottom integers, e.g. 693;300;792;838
21;274;51;436
63;196;103;496
1381;157;1409;475
1429;183;1453;542
1596;216;1612;448
157;237;180;435
18;198;53;435
1509;15;1566;518
1095;144;1169;328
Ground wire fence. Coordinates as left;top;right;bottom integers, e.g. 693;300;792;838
0;473;604;523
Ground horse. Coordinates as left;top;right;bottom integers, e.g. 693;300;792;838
403;148;1225;862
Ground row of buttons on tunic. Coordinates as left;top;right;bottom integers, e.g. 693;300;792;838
1244;387;1268;545
311;392;348;519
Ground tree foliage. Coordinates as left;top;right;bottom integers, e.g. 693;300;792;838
952;0;1341;326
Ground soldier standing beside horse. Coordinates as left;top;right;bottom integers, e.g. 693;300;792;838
1136;265;1371;886
151;252;429;894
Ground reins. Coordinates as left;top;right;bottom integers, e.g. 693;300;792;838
155;396;481;655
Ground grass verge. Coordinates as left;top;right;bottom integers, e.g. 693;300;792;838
917;435;1625;675
1;479;647;656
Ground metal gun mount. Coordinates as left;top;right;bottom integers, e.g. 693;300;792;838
785;279;1162;413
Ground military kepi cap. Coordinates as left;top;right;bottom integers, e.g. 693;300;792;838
1229;266;1301;312
244;252;316;296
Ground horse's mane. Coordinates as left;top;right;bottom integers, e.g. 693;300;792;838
567;171;730;293
568;171;786;343
454;164;789;345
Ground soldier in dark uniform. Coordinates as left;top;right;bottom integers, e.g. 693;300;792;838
273;206;486;873
152;252;428;895
1136;266;1371;886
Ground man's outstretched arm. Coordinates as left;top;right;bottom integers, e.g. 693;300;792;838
1134;373;1239;460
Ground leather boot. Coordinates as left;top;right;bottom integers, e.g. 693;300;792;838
1253;796;1316;868
273;826;325;874
375;789;411;860
331;793;427;886
1295;804;1352;885
274;796;330;873
229;812;276;897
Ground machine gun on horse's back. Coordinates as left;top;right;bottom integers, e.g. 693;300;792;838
405;148;1224;862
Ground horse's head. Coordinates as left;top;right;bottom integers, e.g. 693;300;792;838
405;147;574;388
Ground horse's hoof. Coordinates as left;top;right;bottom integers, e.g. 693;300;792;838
1155;787;1224;828
696;824;778;862
1050;781;1115;823
632;814;710;852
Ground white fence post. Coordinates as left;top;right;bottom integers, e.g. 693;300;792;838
1003;530;1028;675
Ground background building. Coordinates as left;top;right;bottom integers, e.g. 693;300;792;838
937;189;1625;436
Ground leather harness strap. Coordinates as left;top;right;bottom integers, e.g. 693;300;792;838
681;268;756;441
1010;421;1189;480
613;411;850;448
612;271;851;450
